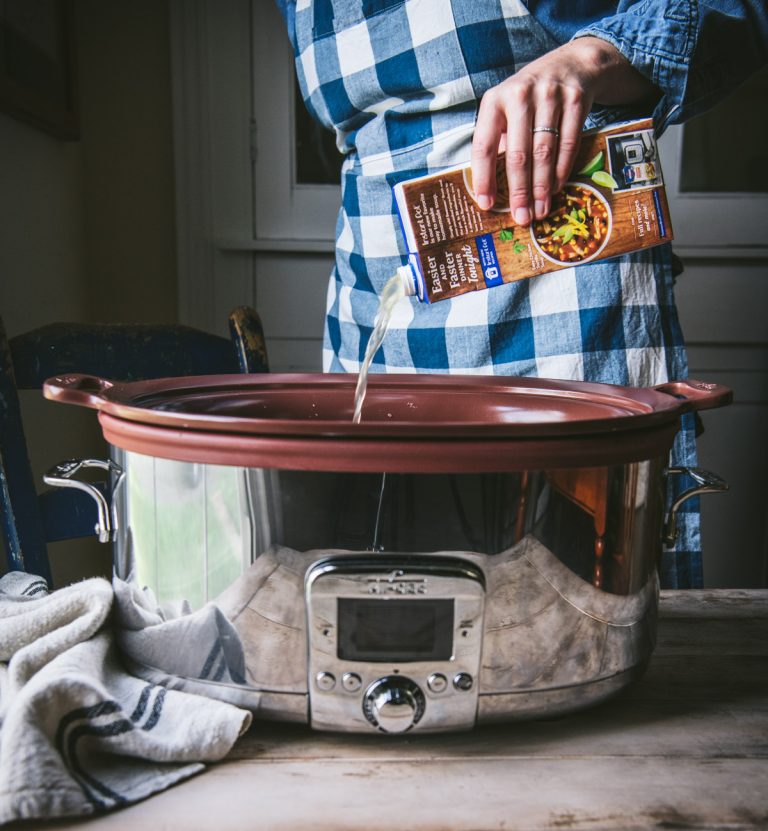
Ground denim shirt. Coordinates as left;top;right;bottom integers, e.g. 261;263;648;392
558;0;768;130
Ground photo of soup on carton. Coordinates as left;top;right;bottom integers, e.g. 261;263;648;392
392;117;673;304
531;182;612;265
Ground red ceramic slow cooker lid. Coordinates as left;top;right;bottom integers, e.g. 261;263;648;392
43;373;730;438
43;373;731;472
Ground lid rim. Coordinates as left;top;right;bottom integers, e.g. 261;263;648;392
99;412;681;473
46;372;695;441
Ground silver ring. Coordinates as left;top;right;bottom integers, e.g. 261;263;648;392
532;126;559;136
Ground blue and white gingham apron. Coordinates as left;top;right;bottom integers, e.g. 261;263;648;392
284;0;701;587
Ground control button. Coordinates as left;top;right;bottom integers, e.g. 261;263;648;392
363;676;426;733
453;672;473;692
427;673;448;694
315;671;336;691
342;672;363;692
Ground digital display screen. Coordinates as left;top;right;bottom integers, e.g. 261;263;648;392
337;598;454;662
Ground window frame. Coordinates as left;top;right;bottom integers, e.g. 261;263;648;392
251;1;341;244
658;126;768;252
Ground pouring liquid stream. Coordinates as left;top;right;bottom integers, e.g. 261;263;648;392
352;273;406;424
352;272;407;551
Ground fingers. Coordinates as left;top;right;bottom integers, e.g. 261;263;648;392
471;45;596;225
503;87;534;226
470;90;510;212
529;97;561;221
473;76;562;225
554;90;589;193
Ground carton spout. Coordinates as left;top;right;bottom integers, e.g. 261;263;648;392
397;264;422;300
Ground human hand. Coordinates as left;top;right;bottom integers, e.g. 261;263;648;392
470;37;659;225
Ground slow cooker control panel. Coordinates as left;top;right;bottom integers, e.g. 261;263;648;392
305;556;485;733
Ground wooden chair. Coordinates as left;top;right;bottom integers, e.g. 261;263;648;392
0;307;268;586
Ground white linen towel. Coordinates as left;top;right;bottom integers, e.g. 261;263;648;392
0;571;252;824
112;575;247;687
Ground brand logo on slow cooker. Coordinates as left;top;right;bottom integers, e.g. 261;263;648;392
366;570;427;595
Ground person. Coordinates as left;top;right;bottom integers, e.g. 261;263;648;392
274;0;768;588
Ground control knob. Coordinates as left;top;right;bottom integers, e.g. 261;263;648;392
363;676;426;733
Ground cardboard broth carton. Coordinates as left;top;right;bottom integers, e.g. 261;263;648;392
393;118;673;303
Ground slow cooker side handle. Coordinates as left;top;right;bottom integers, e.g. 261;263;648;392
43;459;124;543
42;374;116;410
654;379;733;412
663;467;729;547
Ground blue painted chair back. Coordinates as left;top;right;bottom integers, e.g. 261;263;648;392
0;307;268;586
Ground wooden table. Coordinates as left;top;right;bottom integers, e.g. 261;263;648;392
27;590;768;830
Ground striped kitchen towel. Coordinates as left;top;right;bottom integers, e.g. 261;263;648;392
0;571;251;824
112;575;248;688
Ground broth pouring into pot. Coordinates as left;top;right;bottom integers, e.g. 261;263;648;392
353;273;407;423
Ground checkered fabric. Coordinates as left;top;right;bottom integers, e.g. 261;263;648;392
276;0;702;587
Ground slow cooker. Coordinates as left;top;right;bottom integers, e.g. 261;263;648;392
43;373;730;734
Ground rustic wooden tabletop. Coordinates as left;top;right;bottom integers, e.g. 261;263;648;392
18;589;768;830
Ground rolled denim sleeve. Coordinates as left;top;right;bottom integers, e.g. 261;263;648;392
573;0;768;132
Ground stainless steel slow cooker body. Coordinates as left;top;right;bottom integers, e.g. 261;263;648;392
43;373;731;734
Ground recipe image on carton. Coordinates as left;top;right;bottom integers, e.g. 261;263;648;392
411;183;670;302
